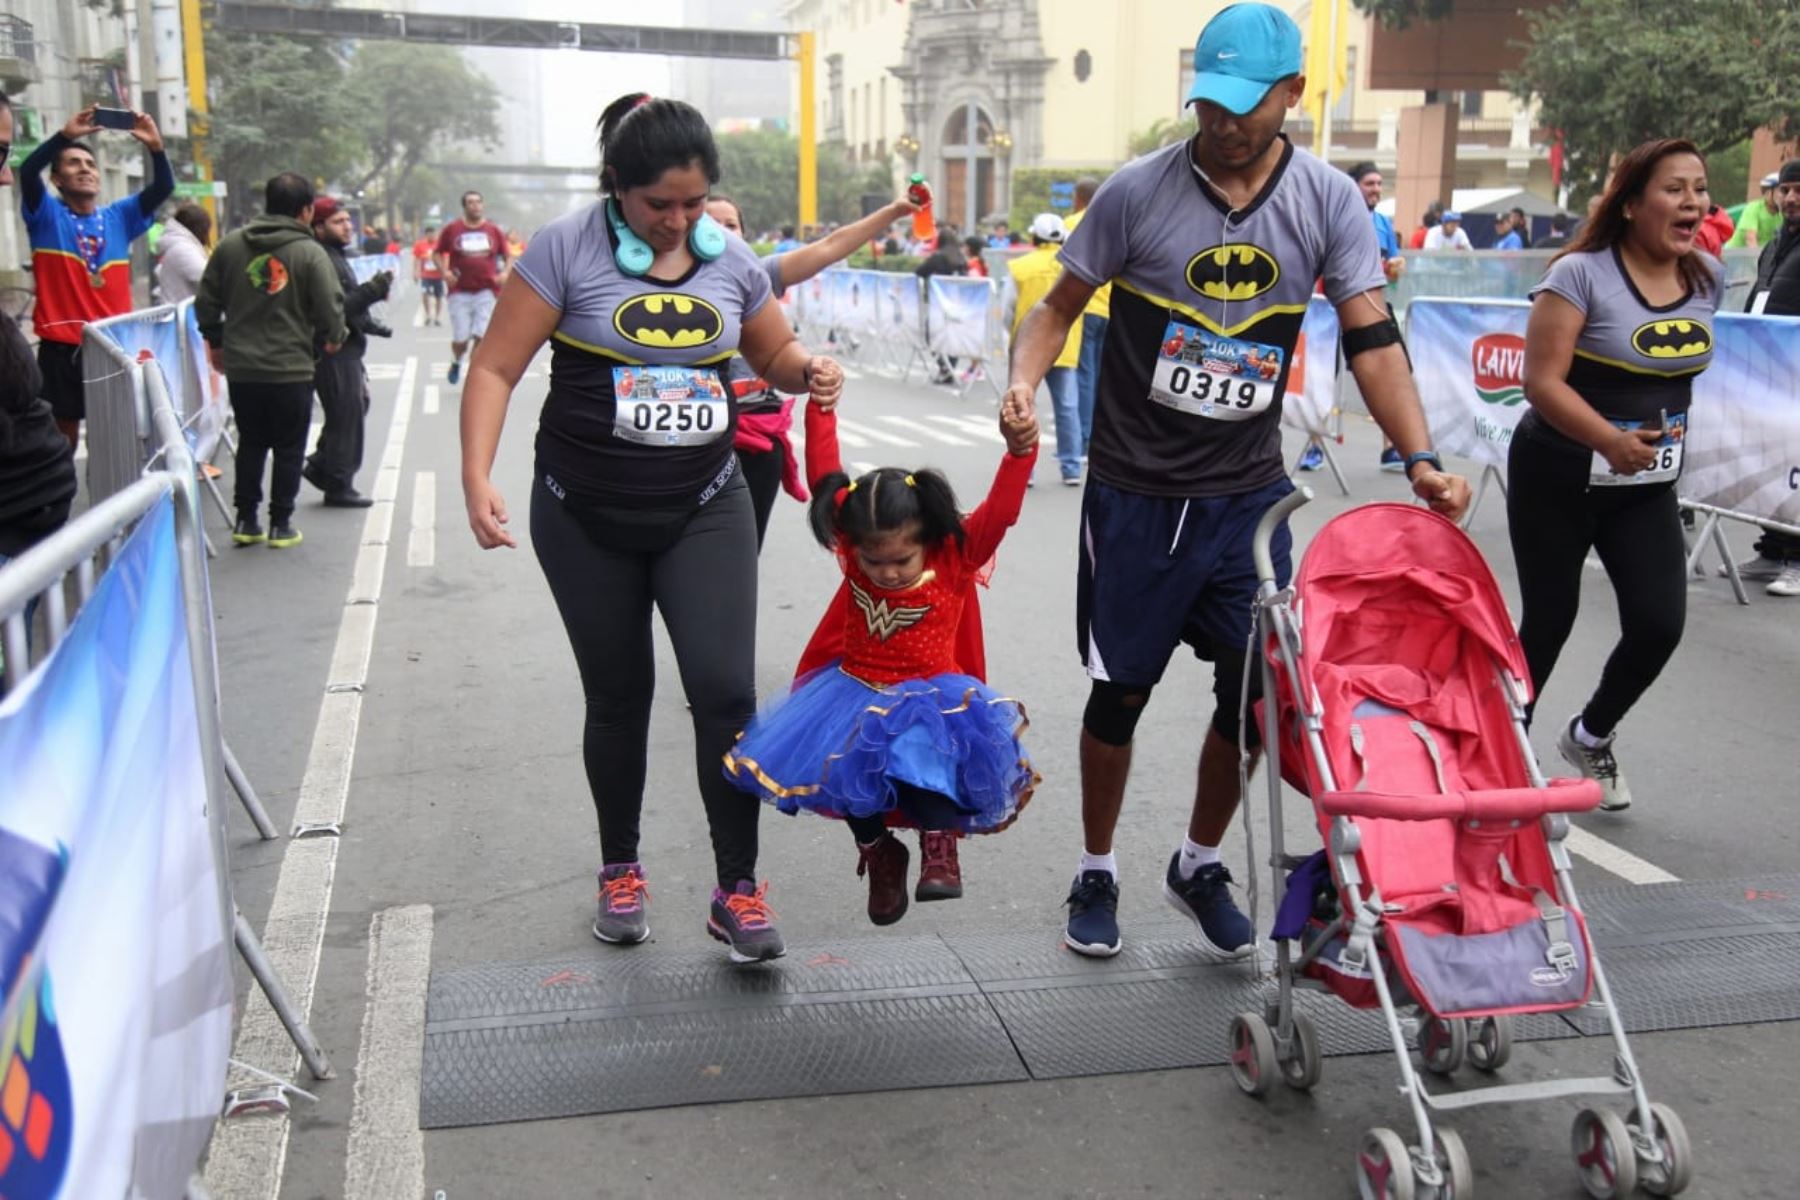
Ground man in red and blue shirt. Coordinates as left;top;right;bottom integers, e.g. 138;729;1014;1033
18;105;173;446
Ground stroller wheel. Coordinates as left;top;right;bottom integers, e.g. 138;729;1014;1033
1227;1011;1278;1097
1571;1107;1638;1199
1467;1016;1514;1072
1429;1127;1474;1200
1266;1007;1323;1091
1356;1127;1416;1200
1419;1015;1468;1075
1633;1102;1693;1195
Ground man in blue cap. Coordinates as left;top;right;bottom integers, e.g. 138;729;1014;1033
1004;2;1470;959
1425;211;1473;251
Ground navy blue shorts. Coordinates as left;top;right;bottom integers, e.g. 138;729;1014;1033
1076;478;1294;735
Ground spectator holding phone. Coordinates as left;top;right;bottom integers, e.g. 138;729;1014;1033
17;105;173;448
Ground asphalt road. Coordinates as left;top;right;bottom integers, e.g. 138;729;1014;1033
199;297;1800;1200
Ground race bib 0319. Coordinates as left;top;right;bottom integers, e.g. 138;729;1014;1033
1149;320;1283;421
611;366;729;447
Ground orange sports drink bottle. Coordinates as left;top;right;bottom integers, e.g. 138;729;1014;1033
907;173;934;241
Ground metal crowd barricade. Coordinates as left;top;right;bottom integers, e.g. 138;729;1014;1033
0;360;334;1190
80;309;281;835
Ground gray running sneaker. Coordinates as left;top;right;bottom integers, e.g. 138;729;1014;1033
592;863;650;944
707;880;786;964
1766;564;1800;597
1557;718;1631;811
1721;554;1784;582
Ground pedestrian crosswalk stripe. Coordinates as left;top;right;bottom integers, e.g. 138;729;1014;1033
840;417;916;447
929;415;1004;443
883;415;970;446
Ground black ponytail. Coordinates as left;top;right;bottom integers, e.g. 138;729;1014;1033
807;466;966;554
597;93;721;195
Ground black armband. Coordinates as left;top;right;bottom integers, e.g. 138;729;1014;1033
1341;317;1404;361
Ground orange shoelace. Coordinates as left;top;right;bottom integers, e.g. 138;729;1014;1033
721;881;775;930
599;871;649;913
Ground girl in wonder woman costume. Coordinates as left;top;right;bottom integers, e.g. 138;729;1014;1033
724;389;1040;925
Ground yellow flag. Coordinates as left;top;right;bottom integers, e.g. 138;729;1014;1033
1304;0;1348;155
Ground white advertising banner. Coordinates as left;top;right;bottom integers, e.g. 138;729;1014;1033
927;276;993;362
1407;298;1532;471
1408;299;1800;527
1281;296;1343;437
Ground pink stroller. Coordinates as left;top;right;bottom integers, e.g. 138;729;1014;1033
1236;492;1692;1200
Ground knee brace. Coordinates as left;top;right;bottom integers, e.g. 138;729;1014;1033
1209;654;1264;749
1083;680;1153;747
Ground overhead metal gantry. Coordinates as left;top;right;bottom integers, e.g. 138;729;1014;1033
211;2;793;61
209;3;818;225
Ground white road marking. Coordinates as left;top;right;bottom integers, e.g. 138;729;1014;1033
203;355;417;1200
835;426;871;449
931;414;1005;443
407;471;436;569
422;384;440;416
849;460;878;475
411;304;423;329
883;415;972;446
1565;825;1680;885
342;905;433;1200
840;416;917;447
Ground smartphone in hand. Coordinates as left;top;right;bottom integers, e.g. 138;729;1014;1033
92;107;136;131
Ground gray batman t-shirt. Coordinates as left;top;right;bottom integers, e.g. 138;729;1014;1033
513;202;774;504
1059;136;1386;498
1521;246;1723;455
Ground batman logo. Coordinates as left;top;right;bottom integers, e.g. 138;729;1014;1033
1631;318;1711;360
1186;244;1280;302
612;293;724;351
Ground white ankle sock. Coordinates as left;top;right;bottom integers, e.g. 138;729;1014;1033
1573;718;1609;749
1177;837;1222;879
1078;850;1118;879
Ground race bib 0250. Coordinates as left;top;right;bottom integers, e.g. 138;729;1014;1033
1590;411;1686;488
611;366;729;447
1149;320;1284;421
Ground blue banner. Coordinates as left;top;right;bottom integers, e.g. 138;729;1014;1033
1410;299;1800;524
0;496;231;1198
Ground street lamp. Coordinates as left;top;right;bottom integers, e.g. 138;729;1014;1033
992;130;1013;155
896;133;921;160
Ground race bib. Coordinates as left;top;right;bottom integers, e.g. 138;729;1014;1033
456;230;492;256
611;366;728;447
1590;412;1685;487
1149;320;1283;421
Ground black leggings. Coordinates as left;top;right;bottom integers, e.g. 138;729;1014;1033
531;474;761;889
1507;433;1686;738
738;442;785;550
845;783;962;844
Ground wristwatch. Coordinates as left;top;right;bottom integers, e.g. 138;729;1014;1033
1403;450;1443;479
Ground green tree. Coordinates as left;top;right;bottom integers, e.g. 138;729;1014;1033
200;31;365;222
344;43;502;228
1351;0;1453;26
817;143;895;227
715;129;893;234
1128;117;1190;159
715;127;798;234
1506;1;1800;202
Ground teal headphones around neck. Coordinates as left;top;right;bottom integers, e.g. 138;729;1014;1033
606;197;726;276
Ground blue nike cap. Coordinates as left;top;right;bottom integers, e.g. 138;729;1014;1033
1187;3;1305;116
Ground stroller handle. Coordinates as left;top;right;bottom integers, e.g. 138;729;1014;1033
1254;486;1314;585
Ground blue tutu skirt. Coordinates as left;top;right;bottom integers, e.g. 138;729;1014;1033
724;661;1036;834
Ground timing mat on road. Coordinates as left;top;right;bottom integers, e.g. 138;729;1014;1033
418;875;1800;1128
